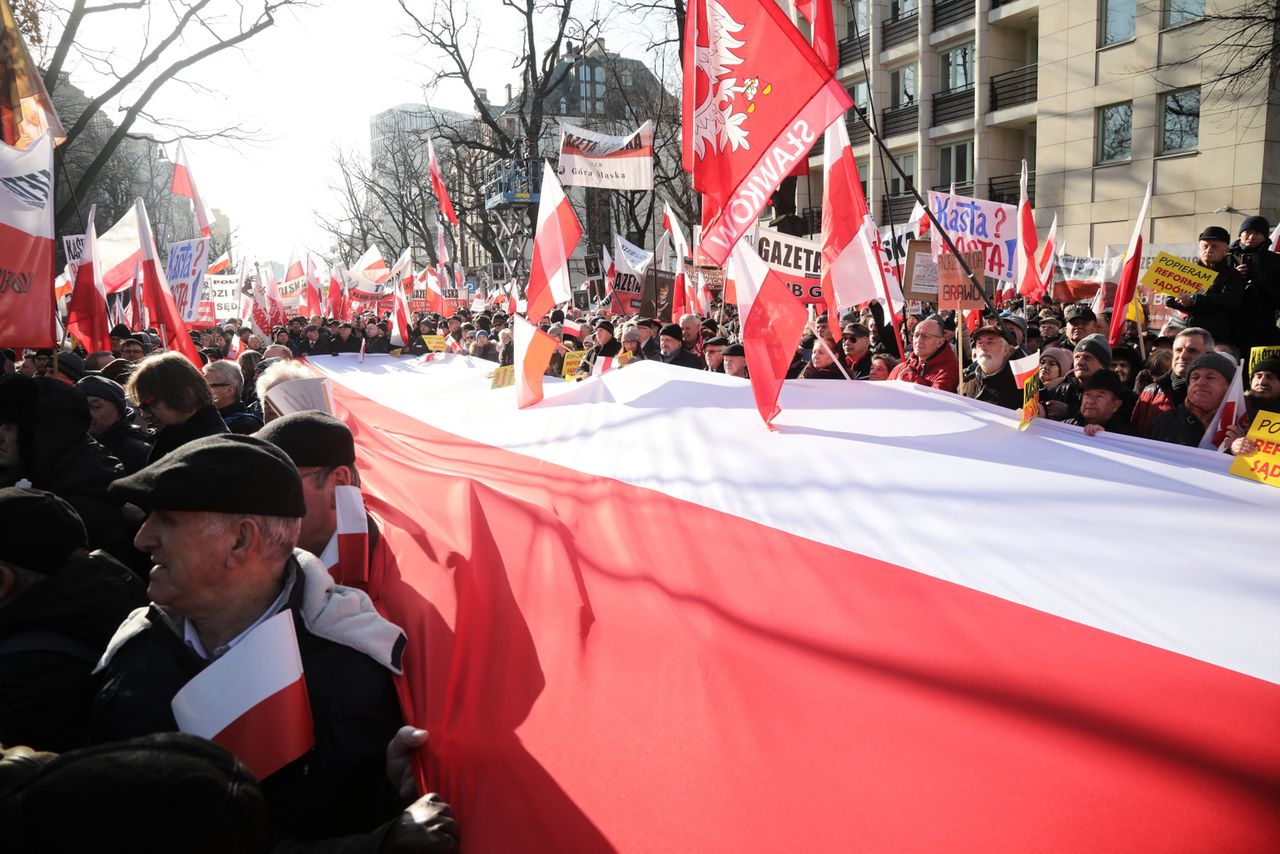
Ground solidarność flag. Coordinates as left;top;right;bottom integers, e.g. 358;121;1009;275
682;0;850;266
0;131;55;347
525;162;581;324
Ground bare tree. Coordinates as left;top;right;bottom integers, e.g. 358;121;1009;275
1149;1;1280;98
37;0;309;233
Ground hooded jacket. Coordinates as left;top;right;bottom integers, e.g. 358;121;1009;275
92;552;406;845
0;551;147;752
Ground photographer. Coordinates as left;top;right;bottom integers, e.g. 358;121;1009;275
1229;216;1280;352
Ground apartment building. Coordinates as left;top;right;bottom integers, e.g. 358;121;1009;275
798;0;1279;251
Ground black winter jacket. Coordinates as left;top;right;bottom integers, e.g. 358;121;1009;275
148;404;229;463
93;413;152;474
1229;240;1280;351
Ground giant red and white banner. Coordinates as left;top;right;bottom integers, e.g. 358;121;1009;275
305;354;1280;853
557;121;653;190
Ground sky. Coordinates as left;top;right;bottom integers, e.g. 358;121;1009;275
48;0;666;261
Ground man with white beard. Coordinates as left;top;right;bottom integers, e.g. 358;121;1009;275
960;324;1022;409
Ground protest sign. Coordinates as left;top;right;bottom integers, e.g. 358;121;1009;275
197;273;239;324
642;269;678;319
1228;411;1280;487
1140;251;1218;299
1019;372;1042;431
562;350;586;378
927;191;1018;284
165;237;210;323
422;335;448;353
1249;346;1280;376
557;121;653;190
742;225;824;305
937;250;988;309
491;365;515;389
901;240;938;303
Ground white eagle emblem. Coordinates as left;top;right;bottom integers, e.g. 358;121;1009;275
691;0;772;160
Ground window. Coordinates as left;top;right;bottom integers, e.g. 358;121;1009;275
941;44;974;92
851;0;869;34
857;159;869;200
1163;0;1203;27
890;0;917;20
1159;88;1199;153
620;70;633;87
888;153;916;196
559;97;567;115
1100;0;1136;45
850;80;869;113
890;65;916;107
1096;102;1133;164
939;140;973;186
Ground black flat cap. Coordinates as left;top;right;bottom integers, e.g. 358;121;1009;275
1197;226;1231;243
659;323;682;339
256;411;356;469
0;488;87;574
109;434;305;517
723;343;745;357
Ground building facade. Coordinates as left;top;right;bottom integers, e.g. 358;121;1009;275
796;0;1278;251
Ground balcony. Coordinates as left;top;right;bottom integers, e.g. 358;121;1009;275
932;181;974;197
934;0;974;29
990;64;1037;111
839;31;870;67
881;193;918;224
932;86;974;126
845;108;870;146
801;207;822;236
883;13;918;49
882;102;919;138
989;170;1034;206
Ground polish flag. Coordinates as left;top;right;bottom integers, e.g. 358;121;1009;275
1269;222;1280;251
304;254;323;317
328;271;347;321
1108;183;1151;347
170;610;314;781
170;141;213;239
135;198;202;365
1037;214;1058;293
97;204;144;294
820;116;880;324
525;163;582;323
1015;160;1046;304
66;205;112;353
226;332;243;360
730;236;808;429
1090;275;1108;318
327;485;370;587
446;335;464;354
301;354;1280;853
0;133;56;348
207;251;232;275
694;271;712;315
683;0;851;266
427;138;459;227
1200;359;1247;450
792;0;836;72
561;318;584;339
671;252;688;318
513;314;559;408
591;355;615;376
662;202;689;261
389;250;413;347
1009;351;1040;388
258;261;288;328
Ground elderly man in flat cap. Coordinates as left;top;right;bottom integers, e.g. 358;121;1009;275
1168;226;1245;347
91;434;457;851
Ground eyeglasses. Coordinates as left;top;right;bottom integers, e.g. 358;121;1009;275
137;396;157;415
912;332;941;340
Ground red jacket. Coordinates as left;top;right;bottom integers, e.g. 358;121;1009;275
889;344;959;393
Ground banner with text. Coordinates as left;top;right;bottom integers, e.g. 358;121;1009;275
927;191;1018;285
743;225;824;305
557;121;653;190
166;237;211;323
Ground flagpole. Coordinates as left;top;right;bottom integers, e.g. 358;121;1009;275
806;320;852;381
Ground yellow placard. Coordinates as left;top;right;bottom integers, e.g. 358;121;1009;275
561;350;586;379
1247;346;1280;377
1018;372;1042;431
1139;251;1218;299
423;334;448;352
617;351;636;367
1228;411;1280;487
490;365;515;389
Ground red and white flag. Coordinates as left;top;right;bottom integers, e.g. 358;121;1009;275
304;254;323;317
207;251;232;275
1108;183;1151;347
1010;351;1040;388
820;116;881;323
170;141;212;239
662;202;689;261
682;0;851;266
791;0;836;71
730;237;808;429
513;315;559;408
1037;214;1058;293
66;205;112;353
0;132;56;347
694;271;712;315
1015;160;1046;304
97;204;144;294
0;15;65;150
327;485;370;588
671;251;688;318
135;198;202;365
170;610;314;781
591;355;615;376
389;250;413;347
1269;222;1280;251
525;162;582;323
561;318;584;339
226;331;243;360
427;138;459;227
1200;359;1247;450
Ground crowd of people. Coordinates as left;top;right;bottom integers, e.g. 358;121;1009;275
0;215;1276;850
